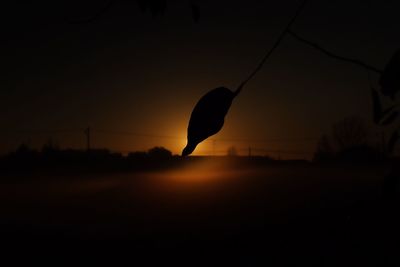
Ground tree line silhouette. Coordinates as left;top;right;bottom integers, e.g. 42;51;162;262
313;116;385;163
0;121;392;176
0;143;178;174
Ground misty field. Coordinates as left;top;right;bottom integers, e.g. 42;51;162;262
0;159;398;265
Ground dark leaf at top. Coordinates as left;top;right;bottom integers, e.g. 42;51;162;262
380;49;400;100
191;4;200;23
371;88;382;124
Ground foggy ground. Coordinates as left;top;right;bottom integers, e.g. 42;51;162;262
0;160;398;266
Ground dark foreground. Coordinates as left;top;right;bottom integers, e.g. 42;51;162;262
0;159;399;266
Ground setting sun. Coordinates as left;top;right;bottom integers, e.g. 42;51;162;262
2;1;400;265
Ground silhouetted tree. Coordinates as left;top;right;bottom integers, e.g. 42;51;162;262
332;117;369;151
313;117;381;162
9;143;39;168
147;146;172;158
313;134;334;162
15;143;33;155
42;139;60;154
127;151;147;160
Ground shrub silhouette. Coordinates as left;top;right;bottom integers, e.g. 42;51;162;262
313;134;334;162
331;117;369;151
313;117;380;163
147;146;172;159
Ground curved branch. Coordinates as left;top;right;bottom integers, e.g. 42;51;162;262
287;29;383;75
235;0;308;96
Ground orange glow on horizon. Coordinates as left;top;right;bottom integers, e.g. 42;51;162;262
150;158;238;185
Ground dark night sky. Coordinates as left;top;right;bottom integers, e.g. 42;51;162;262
2;0;400;157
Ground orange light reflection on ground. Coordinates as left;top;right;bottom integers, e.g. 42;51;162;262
153;158;247;185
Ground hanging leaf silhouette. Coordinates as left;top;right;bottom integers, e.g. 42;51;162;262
388;130;399;154
181;0;307;156
381;111;399;125
182;87;238;156
380;49;400;100
191;4;200;23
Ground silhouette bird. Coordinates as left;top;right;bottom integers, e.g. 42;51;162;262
182;86;241;156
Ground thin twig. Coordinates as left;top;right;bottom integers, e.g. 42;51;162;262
235;0;308;96
287;29;383;75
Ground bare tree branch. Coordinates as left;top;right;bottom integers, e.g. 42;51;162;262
287;29;383;75
235;0;308;96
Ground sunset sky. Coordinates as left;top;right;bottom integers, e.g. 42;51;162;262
2;0;400;158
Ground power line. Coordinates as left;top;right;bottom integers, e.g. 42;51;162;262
0;129;80;135
0;128;319;143
212;137;319;143
91;129;318;143
92;129;185;140
250;148;309;155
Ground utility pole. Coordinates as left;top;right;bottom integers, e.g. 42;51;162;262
85;127;91;151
